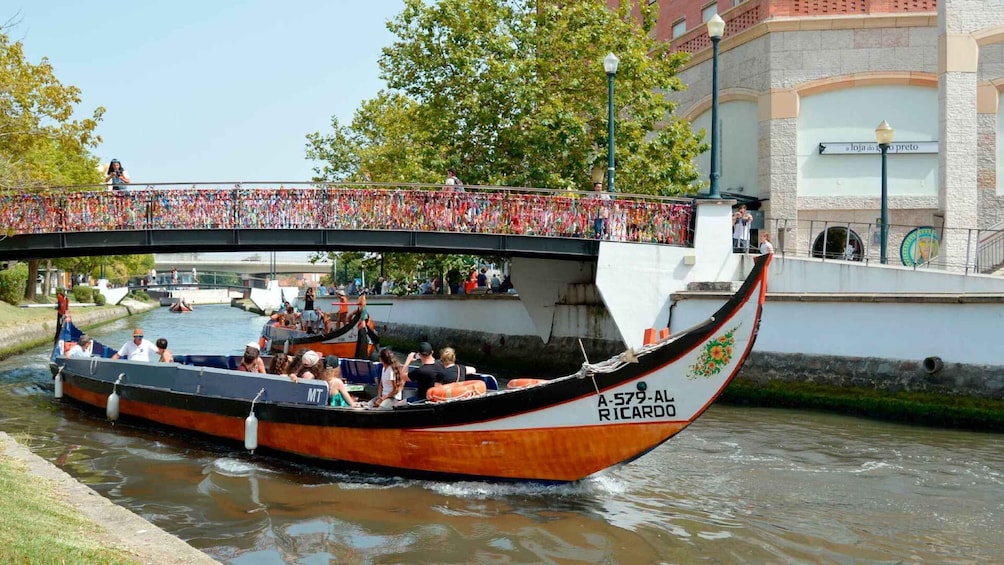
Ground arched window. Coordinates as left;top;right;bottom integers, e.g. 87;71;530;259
811;227;864;261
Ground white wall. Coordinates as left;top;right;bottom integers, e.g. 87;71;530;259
762;255;1004;293
670;297;1003;366
798;85;938;198
999;91;1003;196
692;100;760;198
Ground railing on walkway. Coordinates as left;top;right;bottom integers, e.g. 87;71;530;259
976;219;1004;274
0;183;694;248
767;218;993;274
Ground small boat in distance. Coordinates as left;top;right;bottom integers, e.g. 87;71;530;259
50;255;771;483
168;299;193;313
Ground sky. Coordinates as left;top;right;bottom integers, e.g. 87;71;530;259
11;1;403;184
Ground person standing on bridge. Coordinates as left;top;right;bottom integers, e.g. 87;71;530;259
105;159;131;189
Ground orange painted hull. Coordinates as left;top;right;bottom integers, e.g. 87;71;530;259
64;382;686;481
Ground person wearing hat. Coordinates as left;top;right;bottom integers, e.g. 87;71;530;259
104;159;131;189
112;329;156;362
333;289;349;327
236;341;266;373
67;334;93;358
404;342;450;402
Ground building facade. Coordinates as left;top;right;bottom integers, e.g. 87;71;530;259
625;0;1004;271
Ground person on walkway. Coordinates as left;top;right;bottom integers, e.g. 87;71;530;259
105;159;131;189
592;182;611;240
405;342;449;401
54;288;69;344
156;338;174;363
732;205;753;252
759;232;775;255
444;168;464;191
237;342;266;373
112;329;156;362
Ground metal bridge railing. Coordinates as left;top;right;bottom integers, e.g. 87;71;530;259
0;183;695;248
767;218;996;275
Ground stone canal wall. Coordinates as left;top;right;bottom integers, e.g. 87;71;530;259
0;299;158;360
361;290;1004;397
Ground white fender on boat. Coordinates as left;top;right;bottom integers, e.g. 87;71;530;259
107;373;125;422
106;390;120;421
53;368;63;399
244;412;258;451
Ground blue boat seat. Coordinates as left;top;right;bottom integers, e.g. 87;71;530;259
465;373;499;391
340;358;379;386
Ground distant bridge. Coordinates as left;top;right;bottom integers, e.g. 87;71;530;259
153;254;331;276
0;183;693;261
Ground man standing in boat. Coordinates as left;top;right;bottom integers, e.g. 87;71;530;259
111;328;156;362
54;288;69;344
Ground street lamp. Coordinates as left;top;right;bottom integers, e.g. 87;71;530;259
707;13;725;199
874;119;894;264
604;52;619;194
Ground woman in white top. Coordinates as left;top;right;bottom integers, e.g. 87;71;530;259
759;232;775;255
371;348;405;409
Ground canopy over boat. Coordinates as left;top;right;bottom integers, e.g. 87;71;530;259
50;254;771;482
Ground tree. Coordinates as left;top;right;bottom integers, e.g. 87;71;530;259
2;21;105;300
0;24;104;190
307;0;706;195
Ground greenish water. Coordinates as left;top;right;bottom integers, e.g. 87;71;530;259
1;305;1002;564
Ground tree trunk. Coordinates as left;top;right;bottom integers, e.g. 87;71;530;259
24;259;39;300
43;259;52;297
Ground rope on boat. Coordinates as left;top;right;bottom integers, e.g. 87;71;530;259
576;316;718;378
250;388;265;411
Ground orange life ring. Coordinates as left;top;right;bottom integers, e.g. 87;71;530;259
506;378;547;389
259;336;267;351
426;380;486;402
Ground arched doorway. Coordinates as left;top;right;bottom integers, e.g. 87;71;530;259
811;227;864;261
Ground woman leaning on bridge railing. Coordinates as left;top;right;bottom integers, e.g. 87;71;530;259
0;183;694;246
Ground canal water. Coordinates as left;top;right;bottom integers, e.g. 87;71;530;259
0;305;1001;564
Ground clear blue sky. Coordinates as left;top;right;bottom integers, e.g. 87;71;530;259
14;1;402;184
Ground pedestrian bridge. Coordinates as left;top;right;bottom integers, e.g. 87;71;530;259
0;183;694;261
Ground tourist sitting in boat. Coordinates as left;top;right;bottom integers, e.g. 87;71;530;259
156;338;174;363
268;352;290;377
370;348;405;410
405;342;450;401
112;329;156;362
439;347;476;384
282;304;300;328
318;355;360;408
67;334;93;358
237;342;266;373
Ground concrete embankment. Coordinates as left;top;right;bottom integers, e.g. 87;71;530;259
0;433;219;565
0;300;158;361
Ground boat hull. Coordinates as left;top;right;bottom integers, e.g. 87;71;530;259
53;255;771;482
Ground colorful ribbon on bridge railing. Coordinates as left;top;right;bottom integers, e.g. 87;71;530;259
0;187;693;245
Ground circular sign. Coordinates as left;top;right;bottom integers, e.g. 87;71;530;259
900;227;940;266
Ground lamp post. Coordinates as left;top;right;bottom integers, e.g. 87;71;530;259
707;14;725;199
603;52;619;193
875;120;894;264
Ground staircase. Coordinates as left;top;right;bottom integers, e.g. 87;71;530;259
977;221;1004;274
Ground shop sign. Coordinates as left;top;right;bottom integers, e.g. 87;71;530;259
900;227;940;267
817;141;938;155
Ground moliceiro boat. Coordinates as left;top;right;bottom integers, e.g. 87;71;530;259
260;309;373;359
51;255;770;483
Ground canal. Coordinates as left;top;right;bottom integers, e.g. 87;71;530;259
1;305;1001;563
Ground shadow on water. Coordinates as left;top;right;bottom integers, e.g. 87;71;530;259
2;305;1004;563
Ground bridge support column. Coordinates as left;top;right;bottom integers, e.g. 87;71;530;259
595;199;738;349
510;258;596;344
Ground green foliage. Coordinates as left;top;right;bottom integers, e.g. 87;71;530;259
71;286;93;303
53;254;154;286
127;290;151;302
0;27;104;190
307;0;705;195
721;379;1004;432
93;292;106;306
0;264;28;305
